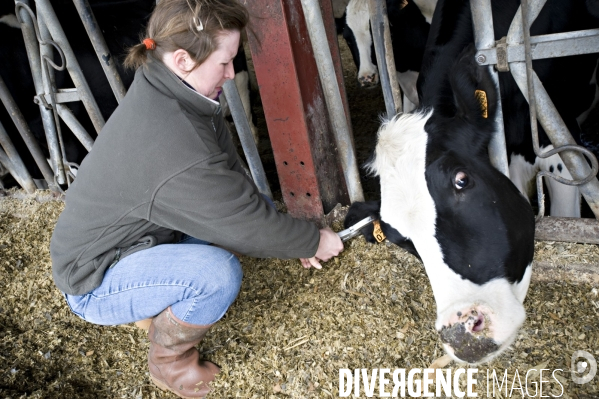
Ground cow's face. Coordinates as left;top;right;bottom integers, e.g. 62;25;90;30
369;109;535;364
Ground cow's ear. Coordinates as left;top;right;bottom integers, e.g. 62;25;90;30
449;44;498;128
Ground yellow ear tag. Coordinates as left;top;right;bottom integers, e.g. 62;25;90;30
475;89;488;119
372;220;386;243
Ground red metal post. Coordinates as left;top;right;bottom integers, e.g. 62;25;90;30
246;0;350;222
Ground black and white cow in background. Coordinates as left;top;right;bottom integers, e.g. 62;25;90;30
341;0;433;112
345;0;599;364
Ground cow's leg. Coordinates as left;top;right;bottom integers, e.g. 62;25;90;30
412;0;436;23
396;70;420;110
403;94;417;113
508;153;537;202
535;146;581;217
346;0;378;87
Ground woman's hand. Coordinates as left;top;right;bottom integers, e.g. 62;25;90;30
300;227;344;269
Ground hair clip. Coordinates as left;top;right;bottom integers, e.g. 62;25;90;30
194;16;203;31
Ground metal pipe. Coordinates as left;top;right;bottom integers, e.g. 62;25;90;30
382;6;402;114
300;0;364;203
15;0;61;190
37;10;67;184
72;0;127;103
470;0;510;178
56;104;95;152
0;122;37;193
506;0;547;46
34;0;106;133
368;0;402;117
535;216;599;244
476;29;599;65
0;75;55;185
509;0;599;218
222;80;272;200
510;66;599;217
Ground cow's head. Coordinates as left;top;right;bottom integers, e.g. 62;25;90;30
362;48;535;364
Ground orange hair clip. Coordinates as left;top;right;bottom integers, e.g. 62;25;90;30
143;38;156;50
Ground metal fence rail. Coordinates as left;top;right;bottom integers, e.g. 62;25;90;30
470;0;599;242
2;0;268;196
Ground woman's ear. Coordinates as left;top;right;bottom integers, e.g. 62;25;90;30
171;49;194;74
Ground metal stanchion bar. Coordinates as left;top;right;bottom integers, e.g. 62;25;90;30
506;0;546;46
0;122;37;193
15;0;62;189
368;0;402;117
222;80;273;200
0;76;55;185
470;0;510;178
55;104;95;152
299;0;364;203
510;63;599;217
72;0;127;103
507;0;599;218
477;29;599;65
34;0;106;133
37;10;67;184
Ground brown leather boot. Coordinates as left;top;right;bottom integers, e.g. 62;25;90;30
148;307;220;398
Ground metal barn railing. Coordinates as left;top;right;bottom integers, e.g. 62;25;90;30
2;0;269;197
470;0;599;243
3;0;599;243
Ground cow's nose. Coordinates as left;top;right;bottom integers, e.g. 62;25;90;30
357;73;379;87
438;306;499;364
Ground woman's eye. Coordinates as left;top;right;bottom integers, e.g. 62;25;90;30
454;171;469;189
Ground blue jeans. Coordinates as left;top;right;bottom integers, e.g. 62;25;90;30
64;236;243;326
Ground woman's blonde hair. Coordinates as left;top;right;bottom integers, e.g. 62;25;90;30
124;0;249;70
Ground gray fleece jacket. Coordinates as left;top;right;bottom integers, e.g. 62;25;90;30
50;57;319;295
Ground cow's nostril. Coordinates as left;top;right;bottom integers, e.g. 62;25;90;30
472;314;484;332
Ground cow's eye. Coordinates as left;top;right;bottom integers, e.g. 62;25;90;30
454;171;469;189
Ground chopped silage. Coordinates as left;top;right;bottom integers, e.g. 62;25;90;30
0;194;597;398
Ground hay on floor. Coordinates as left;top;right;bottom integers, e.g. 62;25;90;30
1;193;598;398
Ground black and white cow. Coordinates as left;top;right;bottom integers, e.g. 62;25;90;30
345;0;599;363
341;0;432;112
346;46;535;364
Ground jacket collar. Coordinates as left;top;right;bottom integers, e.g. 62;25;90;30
141;56;221;118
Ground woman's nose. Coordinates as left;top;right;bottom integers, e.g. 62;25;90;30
225;62;235;80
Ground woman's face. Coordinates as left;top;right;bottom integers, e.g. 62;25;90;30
183;30;240;99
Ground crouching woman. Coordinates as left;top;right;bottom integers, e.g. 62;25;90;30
49;0;344;397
